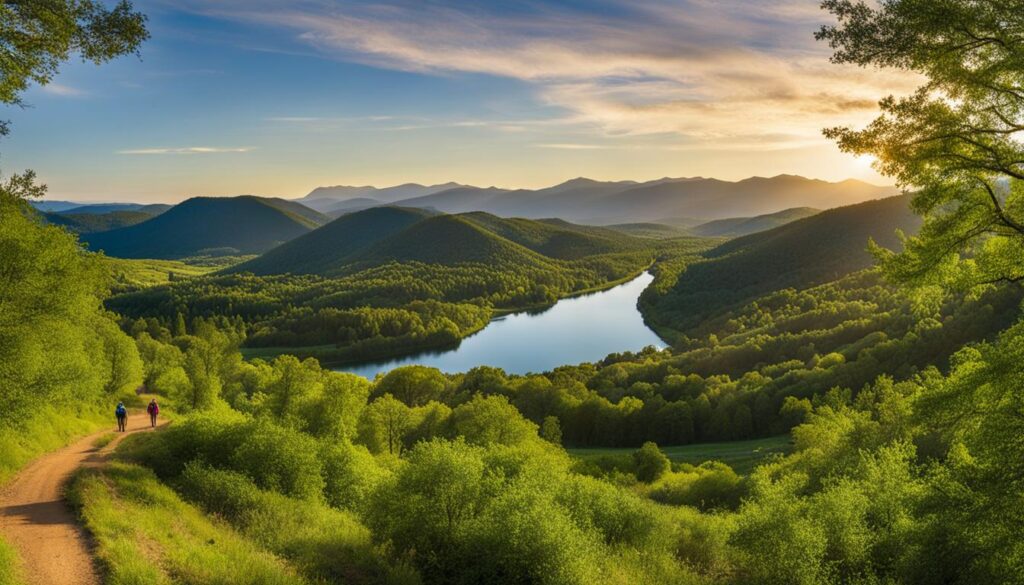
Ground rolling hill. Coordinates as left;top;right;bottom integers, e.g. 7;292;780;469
348;214;558;271
43;210;157;233
83;196;325;259
688;207;820;238
227;206;434;276
229;208;649;277
642;195;922;331
605;223;692;239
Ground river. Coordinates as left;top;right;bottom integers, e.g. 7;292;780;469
336;271;666;378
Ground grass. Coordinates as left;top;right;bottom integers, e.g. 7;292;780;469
69;463;307;585
567;435;792;475
0;405;111;485
106;258;222;288
92;433;117;450
0;537;24;585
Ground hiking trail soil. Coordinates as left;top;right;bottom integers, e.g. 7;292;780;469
0;413;164;585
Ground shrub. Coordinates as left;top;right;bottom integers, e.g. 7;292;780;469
633;441;670;483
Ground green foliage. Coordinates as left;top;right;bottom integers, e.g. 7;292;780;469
69;462;307;585
647;462;745;510
0;536;23;585
0;186;144;427
642;195;922;333
819;0;1024;294
541;415;563;445
372;366;449;406
107;209;664;364
632;442;671;483
449;394;538;446
177;463;412;585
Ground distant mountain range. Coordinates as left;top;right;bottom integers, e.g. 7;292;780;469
82;196;329;259
293;175;897;224
228;207;645;277
37;174;900;260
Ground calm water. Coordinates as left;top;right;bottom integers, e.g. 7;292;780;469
337;271;666;378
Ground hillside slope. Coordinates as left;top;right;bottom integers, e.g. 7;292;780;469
642;195;922;331
347;214;558;272
689;207;820;238
231;208;652;278
228;206;434;276
83;196;321;259
43;210;156;233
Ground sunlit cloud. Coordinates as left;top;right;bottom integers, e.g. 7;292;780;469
535;143;611;150
164;0;919;152
117;146;255;155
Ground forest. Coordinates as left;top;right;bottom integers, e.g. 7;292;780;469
2;1;1024;585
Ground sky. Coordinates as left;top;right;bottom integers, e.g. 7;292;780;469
4;0;918;203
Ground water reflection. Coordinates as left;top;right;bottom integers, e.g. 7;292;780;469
337;271;665;378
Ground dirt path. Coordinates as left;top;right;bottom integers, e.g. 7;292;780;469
0;413;163;585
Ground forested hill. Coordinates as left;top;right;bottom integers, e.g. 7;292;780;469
643;194;922;332
230;208;648;277
83;196;327;259
227;206;435;276
688;207;820;237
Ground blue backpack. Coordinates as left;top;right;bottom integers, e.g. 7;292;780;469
116;404;127;417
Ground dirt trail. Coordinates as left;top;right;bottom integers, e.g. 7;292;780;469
0;413;163;585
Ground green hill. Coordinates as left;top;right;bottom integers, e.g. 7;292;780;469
227;206;433;276
230;209;650;277
43;210;156;233
83;196;323;259
605;222;690;239
460;213;643;259
346;214;557;272
643;195;922;332
688;207;820;238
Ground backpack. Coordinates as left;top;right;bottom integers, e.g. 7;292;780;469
116;405;127;417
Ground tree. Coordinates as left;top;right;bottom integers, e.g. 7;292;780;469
450;394;538;446
632;441;670;483
0;0;148;129
372;365;449;406
305;372;369;441
540;416;562;445
818;1;1024;292
360;393;413;455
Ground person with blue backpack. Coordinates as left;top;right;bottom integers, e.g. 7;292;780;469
115;402;127;432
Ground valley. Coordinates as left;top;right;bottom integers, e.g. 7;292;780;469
5;3;1024;584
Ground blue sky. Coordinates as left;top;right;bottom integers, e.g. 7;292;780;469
4;0;914;202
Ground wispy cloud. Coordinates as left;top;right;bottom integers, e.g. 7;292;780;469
117;146;255;155
164;0;919;151
41;83;88;98
535;143;610;150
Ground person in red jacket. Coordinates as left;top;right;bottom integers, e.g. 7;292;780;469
146;399;160;428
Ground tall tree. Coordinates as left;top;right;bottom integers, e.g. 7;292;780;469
818;0;1024;292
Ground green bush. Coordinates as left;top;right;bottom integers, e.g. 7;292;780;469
228;418;325;500
648;462;746;510
320;441;391;512
633;442;671;483
176;462;415;585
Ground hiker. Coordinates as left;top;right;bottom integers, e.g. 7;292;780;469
146;398;160;428
115;402;127;432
